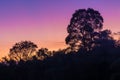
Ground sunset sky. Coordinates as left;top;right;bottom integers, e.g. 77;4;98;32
0;0;120;57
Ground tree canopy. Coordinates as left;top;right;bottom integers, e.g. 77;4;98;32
9;41;38;61
66;8;107;51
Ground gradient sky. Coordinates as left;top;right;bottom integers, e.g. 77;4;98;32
0;0;120;57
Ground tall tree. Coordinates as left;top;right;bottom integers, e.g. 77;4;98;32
66;8;104;51
9;41;38;61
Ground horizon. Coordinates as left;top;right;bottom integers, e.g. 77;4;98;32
1;0;120;58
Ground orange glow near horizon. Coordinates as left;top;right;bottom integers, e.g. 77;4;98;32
0;40;68;58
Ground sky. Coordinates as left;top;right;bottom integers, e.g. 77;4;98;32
0;0;120;57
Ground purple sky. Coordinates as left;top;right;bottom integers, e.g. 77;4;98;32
0;0;120;57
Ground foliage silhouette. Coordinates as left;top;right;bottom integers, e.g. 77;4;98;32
9;41;38;61
36;48;53;60
66;8;104;51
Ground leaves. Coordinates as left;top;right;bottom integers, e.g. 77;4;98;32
9;41;38;61
66;8;104;51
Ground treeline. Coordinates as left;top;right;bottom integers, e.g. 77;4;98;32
0;41;120;80
0;8;120;80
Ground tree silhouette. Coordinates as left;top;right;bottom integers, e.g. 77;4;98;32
36;48;49;60
9;41;38;61
66;8;104;51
